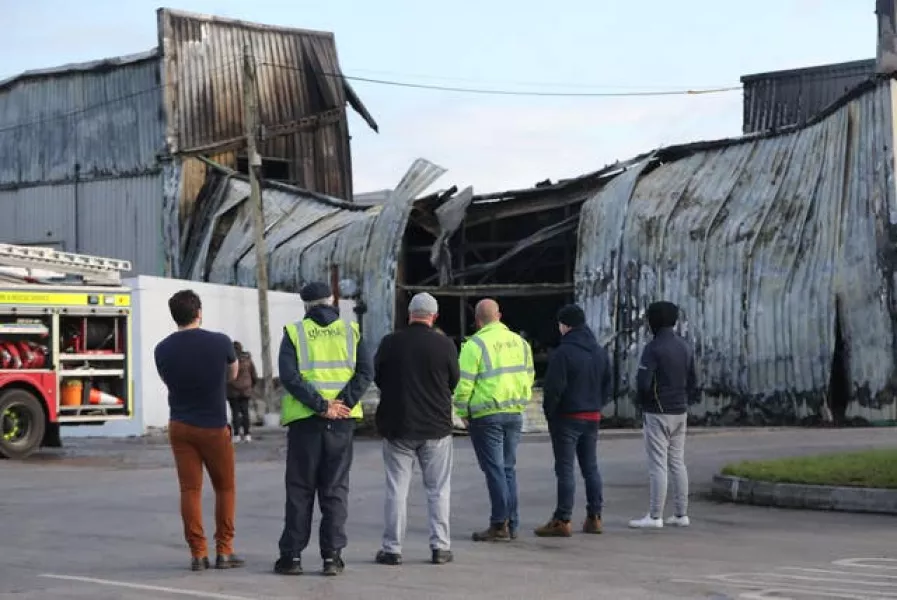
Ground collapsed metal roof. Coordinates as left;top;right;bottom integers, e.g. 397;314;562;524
579;76;897;425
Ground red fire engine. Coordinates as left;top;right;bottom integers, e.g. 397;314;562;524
0;244;133;459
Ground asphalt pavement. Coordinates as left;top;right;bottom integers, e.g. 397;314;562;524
2;427;897;599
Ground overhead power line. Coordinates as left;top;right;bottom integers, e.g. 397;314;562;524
264;62;742;98
0;58;742;135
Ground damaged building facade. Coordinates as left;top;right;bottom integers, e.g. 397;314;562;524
0;8;375;276
184;73;897;427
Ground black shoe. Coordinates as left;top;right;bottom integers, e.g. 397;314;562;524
510;529;519;540
215;554;245;569
191;557;211;571
431;549;453;565
322;556;345;576
274;556;303;576
375;550;402;566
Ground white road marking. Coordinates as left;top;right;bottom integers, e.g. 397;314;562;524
673;557;897;600
835;559;897;571
740;589;876;600
781;568;897;580
38;574;254;600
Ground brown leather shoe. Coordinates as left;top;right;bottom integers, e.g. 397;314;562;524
472;521;510;542
534;519;573;537
583;515;603;534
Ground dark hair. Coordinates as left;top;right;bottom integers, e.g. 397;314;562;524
646;301;679;334
168;289;202;327
233;340;243;353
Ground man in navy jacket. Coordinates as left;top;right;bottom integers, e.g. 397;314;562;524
535;304;612;537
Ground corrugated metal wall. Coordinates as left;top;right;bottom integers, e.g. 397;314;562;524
0;53;167;275
577;80;897;425
0;53;164;185
0;174;165;275
741;59;875;134
157;8;375;205
181;159;445;349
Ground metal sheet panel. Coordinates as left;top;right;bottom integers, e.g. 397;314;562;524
0;53;164;186
157;8;377;201
75;174;165;276
184;159;445;349
577;81;897;425
741;59;875;134
0;184;76;248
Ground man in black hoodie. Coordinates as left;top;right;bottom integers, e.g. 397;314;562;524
535;304;612;538
628;300;696;530
274;282;374;577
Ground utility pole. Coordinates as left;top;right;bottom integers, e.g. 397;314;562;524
877;0;897;73
243;45;274;414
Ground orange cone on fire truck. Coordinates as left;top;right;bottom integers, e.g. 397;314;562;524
0;243;134;459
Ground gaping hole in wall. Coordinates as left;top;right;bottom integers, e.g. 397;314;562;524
236;155;291;183
398;192;581;381
828;297;850;424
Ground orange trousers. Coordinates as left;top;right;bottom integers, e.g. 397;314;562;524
168;420;236;558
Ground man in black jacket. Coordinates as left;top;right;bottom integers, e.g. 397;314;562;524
628;300;696;530
373;293;459;566
535;304;612;537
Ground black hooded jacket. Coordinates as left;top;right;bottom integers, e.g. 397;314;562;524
542;326;612;418
278;304;374;415
635;301;697;415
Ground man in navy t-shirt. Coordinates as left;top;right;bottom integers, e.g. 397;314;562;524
154;289;244;571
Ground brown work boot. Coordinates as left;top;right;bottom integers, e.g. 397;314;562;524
534;518;573;538
583;515;603;534
472;521;510;542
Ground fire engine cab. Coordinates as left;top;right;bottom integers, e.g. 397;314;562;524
0;243;133;459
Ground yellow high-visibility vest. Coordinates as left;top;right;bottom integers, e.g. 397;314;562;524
453;321;534;420
280;318;363;425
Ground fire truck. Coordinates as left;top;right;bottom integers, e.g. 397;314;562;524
0;243;133;459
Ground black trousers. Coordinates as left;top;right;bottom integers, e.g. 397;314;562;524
228;397;251;437
278;417;355;560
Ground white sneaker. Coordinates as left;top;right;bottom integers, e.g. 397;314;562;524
664;515;690;527
628;515;664;529
233;436;241;444
243;435;252;443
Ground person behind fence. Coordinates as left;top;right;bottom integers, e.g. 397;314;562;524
628;300;697;529
534;304;612;538
154;289;244;572
373;292;459;567
227;340;258;443
454;298;535;542
274;281;374;577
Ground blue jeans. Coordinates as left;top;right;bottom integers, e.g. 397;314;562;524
468;412;523;531
548;418;603;521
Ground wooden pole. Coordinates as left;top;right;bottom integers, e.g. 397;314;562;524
877;0;897;73
243;45;274;415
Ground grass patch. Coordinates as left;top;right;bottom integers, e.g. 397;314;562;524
721;448;897;489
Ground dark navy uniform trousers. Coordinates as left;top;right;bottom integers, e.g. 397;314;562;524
278;417;355;560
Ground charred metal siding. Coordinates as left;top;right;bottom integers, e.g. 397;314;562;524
741;59;875;134
0;52;167;276
577;80;897;425
157;8;377;203
181;159;444;349
0;51;164;187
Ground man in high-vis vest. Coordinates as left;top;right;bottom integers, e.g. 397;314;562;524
454;298;534;542
273;281;373;577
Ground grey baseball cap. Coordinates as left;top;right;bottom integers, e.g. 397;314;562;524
408;292;439;315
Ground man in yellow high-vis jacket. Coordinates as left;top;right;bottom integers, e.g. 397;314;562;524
273;281;373;578
454;298;534;542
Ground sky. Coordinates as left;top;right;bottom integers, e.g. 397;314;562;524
0;0;877;195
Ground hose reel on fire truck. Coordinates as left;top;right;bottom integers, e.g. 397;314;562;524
0;244;133;460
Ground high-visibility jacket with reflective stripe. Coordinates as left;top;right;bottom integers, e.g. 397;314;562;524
453;321;535;420
280;318;362;426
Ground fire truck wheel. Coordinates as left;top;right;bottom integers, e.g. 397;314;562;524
0;389;46;460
